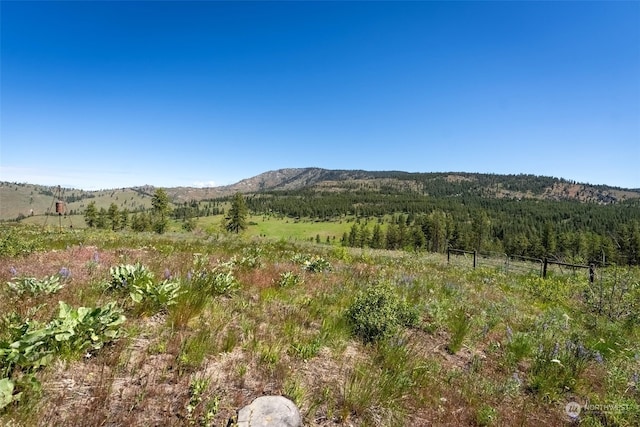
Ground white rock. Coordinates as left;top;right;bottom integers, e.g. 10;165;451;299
236;395;302;427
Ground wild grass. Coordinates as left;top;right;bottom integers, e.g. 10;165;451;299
0;223;639;426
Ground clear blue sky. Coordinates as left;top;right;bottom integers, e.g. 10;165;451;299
1;1;639;190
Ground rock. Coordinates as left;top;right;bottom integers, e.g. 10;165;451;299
236;395;302;427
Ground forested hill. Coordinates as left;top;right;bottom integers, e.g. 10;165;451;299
237;169;640;266
216;168;640;204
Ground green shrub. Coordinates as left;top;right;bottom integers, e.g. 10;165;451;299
0;225;43;257
346;282;418;343
583;266;640;324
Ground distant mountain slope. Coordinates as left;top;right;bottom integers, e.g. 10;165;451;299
197;168;640;204
2;168;639;220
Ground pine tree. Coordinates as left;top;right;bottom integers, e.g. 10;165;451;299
84;201;98;228
226;192;248;233
108;203;120;231
152;188;170;234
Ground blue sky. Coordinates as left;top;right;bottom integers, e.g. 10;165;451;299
1;1;638;190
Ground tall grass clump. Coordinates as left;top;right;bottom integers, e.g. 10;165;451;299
446;307;473;354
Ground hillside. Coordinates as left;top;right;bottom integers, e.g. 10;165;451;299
1;168;639;221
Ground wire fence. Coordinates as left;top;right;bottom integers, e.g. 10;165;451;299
447;248;595;282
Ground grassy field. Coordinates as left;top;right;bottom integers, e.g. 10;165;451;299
198;214;354;243
0;224;639;426
0;183;154;221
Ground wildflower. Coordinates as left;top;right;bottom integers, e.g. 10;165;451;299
506;325;513;342
59;267;71;280
93;252;100;263
187;270;193;281
164;268;172;280
576;343;587;359
552;342;560;358
593;351;604;364
9;266;17;276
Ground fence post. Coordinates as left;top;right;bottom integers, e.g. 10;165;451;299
473;250;477;269
543;258;548;278
589;264;595;283
447;248;450;264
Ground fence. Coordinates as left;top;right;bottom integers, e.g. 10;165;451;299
447;247;595;283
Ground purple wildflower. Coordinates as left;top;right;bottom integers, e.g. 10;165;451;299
506;326;513;342
593;351;604;364
187;270;193;281
93;252;100;263
577;343;587;359
632;372;638;386
59;267;71;279
9;266;18;276
552;342;560;358
164;268;172;280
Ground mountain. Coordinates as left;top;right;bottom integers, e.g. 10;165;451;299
170;168;640;203
2;168;639;221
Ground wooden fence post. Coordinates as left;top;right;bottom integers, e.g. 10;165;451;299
543;258;548;278
473;251;477;269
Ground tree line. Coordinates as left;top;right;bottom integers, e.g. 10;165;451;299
245;190;640;266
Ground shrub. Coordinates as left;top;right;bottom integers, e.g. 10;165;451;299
346;282;418;343
583;266;640;324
